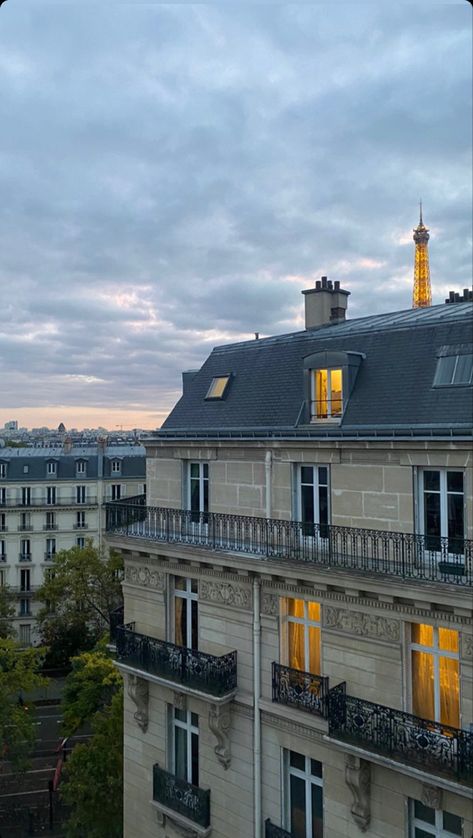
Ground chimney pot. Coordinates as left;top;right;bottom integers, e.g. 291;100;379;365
321;276;328;288
315;280;321;289
254;332;259;340
334;280;340;290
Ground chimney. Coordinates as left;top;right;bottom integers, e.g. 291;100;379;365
302;276;350;329
445;288;473;304
63;436;73;454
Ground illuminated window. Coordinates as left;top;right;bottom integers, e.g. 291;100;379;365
409;799;462;837
410;624;459;728
311;369;343;420
205;375;230;399
286;598;321;675
285;751;323;838
434;353;473;386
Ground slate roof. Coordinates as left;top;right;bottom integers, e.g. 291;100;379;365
0;444;146;481
160;302;473;438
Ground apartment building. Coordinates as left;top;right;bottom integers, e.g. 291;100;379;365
106;283;472;838
0;441;145;645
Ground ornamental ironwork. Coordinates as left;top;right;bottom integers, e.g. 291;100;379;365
105;500;473;587
328;686;473;784
115;625;237;697
265;818;292;838
153;764;210;828
272;662;329;718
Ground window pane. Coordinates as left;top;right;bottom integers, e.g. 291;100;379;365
438;627;459;653
174;708;186;722
308;627;321;674
191;579;198;594
307;602;320;622
412;624;434;646
315;370;328;419
175;597;186;646
203;463;209;479
290;774;306;838
190;463;199;479
190;478;200;514
434;355;456;385
453;353;473;384
318;485;328;530
311;783;323;838
174;726;187;780
424;491;441;549
289;622;305;672
310;759;322;778
414;830;433;838
447;471;463;494
318;466;328;485
175;577;186;591
442;811;462;834
300;467;314;485
330;369;343;416
447;493;464;550
191;731;199;786
439;656;459;727
414;800;435;824
288;598;305;618
412;650;435;720
207;376;229;398
301;484;315;527
423;471;440;492
191;600;198;650
191;712;199;727
289;751;305;770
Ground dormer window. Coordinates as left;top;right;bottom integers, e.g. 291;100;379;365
433;351;473;387
76;460;87;476
0;463;6;479
46;461;57;476
205;375;231;400
111;460;121;474
311;369;343;420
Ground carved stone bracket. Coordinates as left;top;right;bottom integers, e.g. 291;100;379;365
155;809;202;838
127;674;149;732
173;691;187;712
345;754;371;832
208;703;232;769
421;783;443;810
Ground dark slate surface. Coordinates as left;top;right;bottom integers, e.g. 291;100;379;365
161;303;473;433
0;445;146;482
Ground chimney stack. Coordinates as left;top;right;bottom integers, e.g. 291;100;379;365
445;288;473;304
302;276;350;329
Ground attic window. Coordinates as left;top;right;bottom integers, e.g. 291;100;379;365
433;354;473;387
206;375;230;400
311;369;343;420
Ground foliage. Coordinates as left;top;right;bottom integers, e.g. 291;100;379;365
0;585;15;639
61;689;123;838
36;543;123;667
0;640;47;771
61;641;122;737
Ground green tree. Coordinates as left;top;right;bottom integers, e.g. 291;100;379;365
59;646;123;837
0;640;47;771
0;585;15;639
36;543;123;667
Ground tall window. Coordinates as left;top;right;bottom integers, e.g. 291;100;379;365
46;486;56;505
298;466;329;537
111;484;121;501
0;540;6;560
189;463;208;523
47;461;57;476
172;708;199;786
111;460;121;474
19;598;30;616
286;598;321;675
0;513;5;532
19;624;31;646
311;368;342;420
0;488;6;506
20;539;31;560
21;487;31;506
76;485;86;504
20;569;31;592
76;537;85;549
411;624;459;728
0;463;6;478
409;799;462;837
419;470;464;553
45;538;56;560
76;511;86;528
174;577;198;649
45;512;56;530
76;460;86;475
19;512;31;531
285;751;323;838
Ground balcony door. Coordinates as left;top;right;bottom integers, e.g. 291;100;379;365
188;463;209;534
285;598;321;675
297;466;329;539
174;577;198;651
410;624;460;728
172;708;199;786
418;470;464;556
285;751;323;838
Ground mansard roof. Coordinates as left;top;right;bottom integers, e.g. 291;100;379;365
159;302;473;439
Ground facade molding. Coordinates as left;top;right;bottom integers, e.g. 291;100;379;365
345;755;371;832
199;580;252;611
323;606;400;643
124;564;165;590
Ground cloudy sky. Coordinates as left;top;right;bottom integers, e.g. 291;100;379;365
0;2;471;430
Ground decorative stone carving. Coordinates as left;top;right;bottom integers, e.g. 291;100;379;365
127;674;149;732
345;755;371;832
199;580;251;610
261;592;279;617
208;704;232;769
461;633;473;660
173;691;187;712
324;606;400;643
125;565;165;590
421;783;443;810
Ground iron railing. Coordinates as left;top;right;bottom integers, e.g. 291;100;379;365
105;500;473;586
265;819;292;838
272;662;329;718
0;496;98;508
328;682;473;783
153;765;210;828
115;625;237;697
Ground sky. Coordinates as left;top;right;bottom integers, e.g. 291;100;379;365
0;2;471;431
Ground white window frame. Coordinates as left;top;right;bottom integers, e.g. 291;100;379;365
21;487;31;506
310;368;343;422
76;536;85;549
296;465;330;531
173;577;198;649
111;460;122;474
46;486;56;505
76;460;87;476
111;484;122;501
20;538;31;558
19;598;30;616
171;708;199;785
45;538;56;559
188;462;209;515
418;469;464;541
0;539;6;560
284;750;323;837
47;461;57;476
0;488;6;505
410;624;460;724
283;598;322;674
409;798;463;837
0;463;6;479
76;510;86;528
45;511;55;529
76;485;87;504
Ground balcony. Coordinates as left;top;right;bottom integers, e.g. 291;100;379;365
43;524;58;531
272;662;329;718
153;765;210;833
0;496;98;508
73;523;88;530
105;500;473;587
328;682;473;785
44;552;56;561
115;625;237;699
265;820;292;838
17;525;34;532
18;553;32;562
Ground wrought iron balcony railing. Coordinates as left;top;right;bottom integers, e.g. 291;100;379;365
272;662;329;718
18;553;32;562
265;819;292;838
153;765;210;828
328;682;473;784
105;500;473;587
115;625;237;698
0;496;98;508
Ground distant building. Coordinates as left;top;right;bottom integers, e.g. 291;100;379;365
4;420;18;431
0;442;146;646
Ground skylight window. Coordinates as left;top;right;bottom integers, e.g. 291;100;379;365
434;354;473;387
206;375;231;399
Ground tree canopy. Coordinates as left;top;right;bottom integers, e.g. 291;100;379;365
61;640;123;737
0;640;46;771
0;584;15;640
